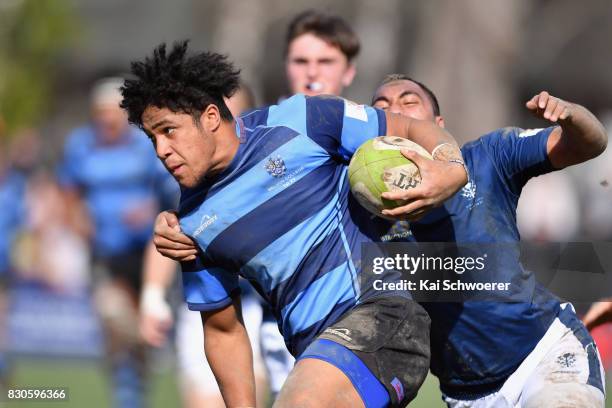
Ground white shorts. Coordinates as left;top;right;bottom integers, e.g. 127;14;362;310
443;304;606;408
175;294;265;394
259;319;295;394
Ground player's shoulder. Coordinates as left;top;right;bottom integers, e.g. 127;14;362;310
273;93;345;116
64;125;96;154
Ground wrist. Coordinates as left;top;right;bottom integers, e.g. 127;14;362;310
141;285;171;318
432;143;469;182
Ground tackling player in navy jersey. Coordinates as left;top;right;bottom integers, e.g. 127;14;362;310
121;42;467;407
372;74;607;407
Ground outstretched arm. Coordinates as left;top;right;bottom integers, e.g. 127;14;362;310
203;297;256;407
526;91;607;169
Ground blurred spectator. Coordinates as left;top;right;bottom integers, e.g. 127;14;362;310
58;77;175;408
574;112;612;239
517;171;580;242
0;130;41;391
11;171;90;294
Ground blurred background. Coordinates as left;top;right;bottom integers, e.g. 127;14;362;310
0;0;611;407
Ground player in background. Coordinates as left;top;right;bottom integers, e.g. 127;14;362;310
371;74;607;407
58;78;175;408
140;9;363;401
284;9;358;97
122;41;467;407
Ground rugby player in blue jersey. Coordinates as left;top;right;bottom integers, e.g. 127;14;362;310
372;74;607;407
121;41;468;408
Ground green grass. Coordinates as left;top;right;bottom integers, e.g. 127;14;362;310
3;357;180;408
2;359;609;407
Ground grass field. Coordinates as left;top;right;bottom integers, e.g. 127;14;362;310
2;357;610;407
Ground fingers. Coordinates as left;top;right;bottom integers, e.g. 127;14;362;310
155;245;198;261
153;234;198;261
525;91;572;122
525;95;538;111
155;210;180;229
543;96;558;120
382;185;431;202
140;316;172;347
382;202;433;220
153;228;195;247
164;210;180;228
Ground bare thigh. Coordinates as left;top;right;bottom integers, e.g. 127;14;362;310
273;358;365;408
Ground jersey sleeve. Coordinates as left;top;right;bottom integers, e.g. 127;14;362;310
481;126;556;196
266;94;387;162
181;258;240;311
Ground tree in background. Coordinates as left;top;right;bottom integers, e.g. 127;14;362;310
0;0;79;140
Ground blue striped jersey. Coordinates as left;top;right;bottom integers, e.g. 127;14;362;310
178;94;401;356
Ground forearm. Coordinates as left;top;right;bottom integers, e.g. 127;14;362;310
386;111;460;157
558;103;607;162
143;239;176;290
204;306;256;407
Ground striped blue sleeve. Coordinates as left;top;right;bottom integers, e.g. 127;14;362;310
267;94;386;162
482;126;555;196
339;100;386;160
181;258;240;311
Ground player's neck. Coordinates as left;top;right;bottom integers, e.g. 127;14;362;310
206;119;240;177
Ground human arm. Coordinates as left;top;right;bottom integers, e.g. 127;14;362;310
526;91;607;169
380;111;468;219
139;239;176;347
583;299;612;331
202;297;256;407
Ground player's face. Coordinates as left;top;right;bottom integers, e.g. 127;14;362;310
372;80;444;127
286;33;355;96
142;106;215;189
92;103;129;142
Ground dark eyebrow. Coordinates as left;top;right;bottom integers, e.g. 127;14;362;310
399;91;420;99
372;95;390;105
151;119;174;131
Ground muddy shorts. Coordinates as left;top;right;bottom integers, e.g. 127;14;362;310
298;296;431;408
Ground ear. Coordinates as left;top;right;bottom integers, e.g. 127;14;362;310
435;116;445;129
341;62;357;87
200;104;222;132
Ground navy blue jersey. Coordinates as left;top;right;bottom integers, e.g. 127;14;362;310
178;94;401;356
409;127;561;393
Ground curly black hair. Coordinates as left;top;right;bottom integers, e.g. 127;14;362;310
120;40;241;127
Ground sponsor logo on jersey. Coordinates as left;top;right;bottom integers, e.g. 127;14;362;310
194;214;218;237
